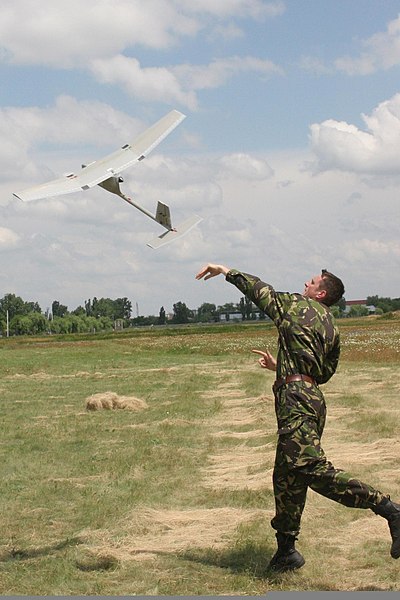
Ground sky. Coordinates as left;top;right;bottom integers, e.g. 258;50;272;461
0;0;399;317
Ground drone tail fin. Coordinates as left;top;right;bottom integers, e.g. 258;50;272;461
147;214;202;249
155;201;172;229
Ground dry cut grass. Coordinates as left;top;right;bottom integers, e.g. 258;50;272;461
85;391;148;411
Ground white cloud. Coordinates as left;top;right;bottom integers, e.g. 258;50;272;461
0;0;198;67
342;238;400;262
219;153;274;180
309;93;400;174
0;226;20;248
208;23;244;42
90;55;282;109
178;0;285;19
335;14;400;75
0;2;284;113
0;0;284;68
172;56;283;89
298;55;331;75
90;56;198;109
4;95;141;148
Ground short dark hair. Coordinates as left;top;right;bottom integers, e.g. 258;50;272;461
320;269;345;306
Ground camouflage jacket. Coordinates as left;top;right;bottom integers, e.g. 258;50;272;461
226;269;340;385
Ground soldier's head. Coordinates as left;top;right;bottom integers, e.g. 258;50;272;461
304;270;345;307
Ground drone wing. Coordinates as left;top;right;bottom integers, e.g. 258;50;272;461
14;110;186;202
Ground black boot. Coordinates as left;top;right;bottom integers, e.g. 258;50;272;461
268;532;305;573
372;497;400;559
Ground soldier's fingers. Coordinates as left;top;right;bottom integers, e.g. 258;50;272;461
195;267;208;279
251;349;268;357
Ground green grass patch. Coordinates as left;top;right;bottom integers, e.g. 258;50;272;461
0;319;399;593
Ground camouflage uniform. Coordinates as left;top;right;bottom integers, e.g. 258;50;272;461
226;269;384;536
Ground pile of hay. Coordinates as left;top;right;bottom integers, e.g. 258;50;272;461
85;391;147;412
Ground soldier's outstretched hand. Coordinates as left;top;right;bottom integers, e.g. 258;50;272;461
196;263;230;281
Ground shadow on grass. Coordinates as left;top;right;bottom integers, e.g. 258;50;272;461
181;540;282;580
0;536;83;562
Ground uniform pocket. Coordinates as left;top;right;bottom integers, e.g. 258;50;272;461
277;417;325;470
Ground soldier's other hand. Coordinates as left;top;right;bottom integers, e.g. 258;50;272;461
251;349;277;371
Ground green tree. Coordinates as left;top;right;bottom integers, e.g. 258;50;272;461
29;312;48;334
25;301;42;313
91;297;99;317
92;298;114;318
239;297;246;320
85;299;92;316
0;293;27;320
52;300;68;318
114;297;132;320
10;312;47;336
131;315;158;326
158;306;166;325
337;297;346;313
197;302;216;323
218;302;237;313
366;296;400;313
348;305;369;317
83;297;131;321
238;297;253;320
330;305;341;318
172;301;191;324
10;315;32;336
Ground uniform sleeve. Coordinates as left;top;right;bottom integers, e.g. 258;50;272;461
319;336;341;384
226;269;293;324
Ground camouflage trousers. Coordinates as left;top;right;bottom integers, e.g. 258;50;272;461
271;384;384;536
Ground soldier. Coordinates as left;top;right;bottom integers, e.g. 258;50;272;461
196;263;400;573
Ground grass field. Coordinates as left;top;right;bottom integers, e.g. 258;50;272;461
0;316;399;594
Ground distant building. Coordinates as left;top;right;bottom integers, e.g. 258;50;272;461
219;312;243;321
345;300;367;307
344;300;376;315
219;310;269;322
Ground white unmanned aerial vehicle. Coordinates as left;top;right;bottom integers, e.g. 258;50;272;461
13;110;202;249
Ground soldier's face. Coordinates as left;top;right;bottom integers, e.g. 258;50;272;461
304;274;325;301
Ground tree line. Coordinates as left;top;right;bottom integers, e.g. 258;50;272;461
0;294;132;336
0;292;398;337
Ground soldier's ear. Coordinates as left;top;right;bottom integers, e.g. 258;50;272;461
316;289;327;301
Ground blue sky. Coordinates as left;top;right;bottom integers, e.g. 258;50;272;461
0;1;399;316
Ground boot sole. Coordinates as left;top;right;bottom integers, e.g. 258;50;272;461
269;555;305;573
